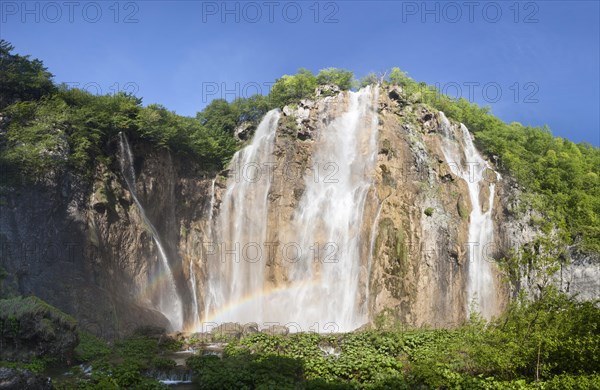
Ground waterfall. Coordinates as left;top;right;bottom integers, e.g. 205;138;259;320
207;178;217;238
438;112;499;319
188;260;199;328
202;110;281;323
118;133;183;330
290;86;379;330
202;87;379;332
189;178;217;328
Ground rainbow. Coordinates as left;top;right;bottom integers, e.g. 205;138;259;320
192;279;319;333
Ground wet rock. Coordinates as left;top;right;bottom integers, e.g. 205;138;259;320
242;322;259;335
132;325;167;339
0;368;52;390
316;84;341;97
234;121;255;141
261;325;289;336
211;322;243;339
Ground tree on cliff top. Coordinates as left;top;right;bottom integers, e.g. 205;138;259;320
0;40;55;110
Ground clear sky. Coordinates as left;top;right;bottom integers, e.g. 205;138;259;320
1;0;598;145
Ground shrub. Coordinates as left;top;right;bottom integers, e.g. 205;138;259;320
316;68;355;90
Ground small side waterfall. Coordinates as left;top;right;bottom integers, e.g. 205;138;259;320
188;260;199;328
438;112;499;319
118;133;183;330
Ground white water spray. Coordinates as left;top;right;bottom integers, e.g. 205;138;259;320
202;110;281;323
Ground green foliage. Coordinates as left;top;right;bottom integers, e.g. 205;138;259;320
424;207;434;217
0;40;55;109
316;68;355;90
188;354;304;389
387;67;412;87
0;296;77;329
269;68;318;107
359;73;379;88
74;332;111;363
0;41;244;185
196;98;239;135
0;296;77;364
267;67;355;108
1;84;239;185
404;288;600;388
138;102;238;167
54;334;174;389
185;290;599;389
0;358;50;373
149;356;177;370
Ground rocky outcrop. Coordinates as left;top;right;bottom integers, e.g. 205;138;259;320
0;296;78;362
0;368;52;390
495;179;600;301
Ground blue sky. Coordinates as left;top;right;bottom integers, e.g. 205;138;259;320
1;1;599;145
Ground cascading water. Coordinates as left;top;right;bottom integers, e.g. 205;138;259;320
118;133;183;330
188;261;199;327
438;112;499;319
202;110;281;324
202;87;379;331
289;86;379;330
189;179;217;328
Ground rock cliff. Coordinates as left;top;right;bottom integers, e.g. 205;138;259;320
1;85;597;337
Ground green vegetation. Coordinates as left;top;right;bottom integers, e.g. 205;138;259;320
9;286;588;389
268;68;319;107
54;332;182;389
384;67;600;253
316;68;354;91
424;207;434;217
268;67;358;107
187;288;599;389
0;40;365;186
0;85;239;184
0;40;55;109
197;94;271;135
0;40;241;184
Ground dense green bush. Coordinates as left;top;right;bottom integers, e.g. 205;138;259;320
268;68;318;107
185;290;599;389
316;68;354;90
267;67;357;107
54;334;178;389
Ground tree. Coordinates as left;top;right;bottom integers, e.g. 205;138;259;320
359;73;379;88
0;40;55;109
387;67;412;87
268;68;317;107
196;99;240;135
316;68;354;90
